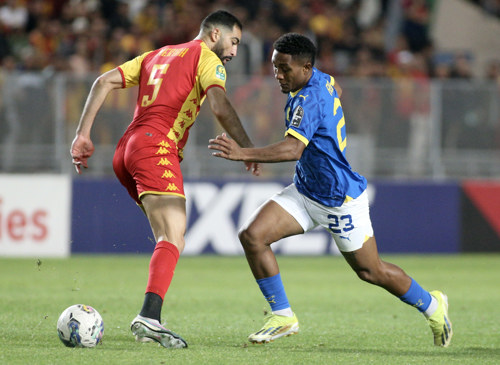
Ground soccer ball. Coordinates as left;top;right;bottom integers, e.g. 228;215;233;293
57;304;104;348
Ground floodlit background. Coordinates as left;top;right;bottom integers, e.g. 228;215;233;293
1;0;499;255
1;0;499;179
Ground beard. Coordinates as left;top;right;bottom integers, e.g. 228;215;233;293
212;40;232;64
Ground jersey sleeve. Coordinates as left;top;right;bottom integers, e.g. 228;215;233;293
197;46;226;93
285;95;323;147
285;74;337;146
117;51;153;88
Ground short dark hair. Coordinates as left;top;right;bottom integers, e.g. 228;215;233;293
201;10;242;33
273;33;317;66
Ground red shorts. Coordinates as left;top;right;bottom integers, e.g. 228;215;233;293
112;127;184;205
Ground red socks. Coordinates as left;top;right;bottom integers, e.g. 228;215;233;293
145;240;180;300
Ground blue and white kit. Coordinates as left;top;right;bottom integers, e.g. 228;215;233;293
272;68;373;252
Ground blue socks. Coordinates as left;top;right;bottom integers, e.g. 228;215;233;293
399;278;432;312
256;273;290;312
258;275;434;317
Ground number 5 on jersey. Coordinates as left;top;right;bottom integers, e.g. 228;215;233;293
142;64;170;107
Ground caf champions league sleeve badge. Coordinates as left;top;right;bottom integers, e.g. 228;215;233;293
291;106;304;128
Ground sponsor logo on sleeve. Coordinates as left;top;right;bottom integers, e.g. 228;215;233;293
291;106;304;127
215;65;226;81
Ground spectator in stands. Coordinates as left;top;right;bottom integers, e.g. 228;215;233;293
0;0;497;80
401;0;432;53
485;59;500;84
433;61;452;79
0;0;28;32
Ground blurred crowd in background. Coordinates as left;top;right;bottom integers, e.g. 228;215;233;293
0;0;499;82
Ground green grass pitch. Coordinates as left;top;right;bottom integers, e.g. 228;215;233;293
0;254;499;364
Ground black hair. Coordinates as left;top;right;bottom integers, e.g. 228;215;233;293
273;33;317;66
201;10;242;33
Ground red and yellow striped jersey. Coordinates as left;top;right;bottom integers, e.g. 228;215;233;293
117;39;226;158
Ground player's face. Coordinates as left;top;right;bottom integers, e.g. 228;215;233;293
272;50;311;93
212;25;241;65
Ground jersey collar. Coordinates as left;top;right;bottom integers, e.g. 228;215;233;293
289;68;317;98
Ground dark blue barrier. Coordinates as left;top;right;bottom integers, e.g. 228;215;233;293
370;181;460;253
71;179;461;254
71;178;153;254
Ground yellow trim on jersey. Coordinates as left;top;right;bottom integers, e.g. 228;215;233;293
290;72;333;97
285;128;309;146
139;191;186;200
364;235;372;243
289;88;303;98
344;195;353;203
167;85;199;145
199;42;226;91
165;41;226;157
118;50;154;88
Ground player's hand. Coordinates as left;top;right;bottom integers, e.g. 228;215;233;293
245;161;261;176
208;133;244;160
209;133;261;175
70;134;95;174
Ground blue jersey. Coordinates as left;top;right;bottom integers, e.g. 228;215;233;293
284;68;367;207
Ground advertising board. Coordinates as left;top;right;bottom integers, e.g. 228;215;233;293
0;175;71;257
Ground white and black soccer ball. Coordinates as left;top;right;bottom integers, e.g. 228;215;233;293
57;304;104;348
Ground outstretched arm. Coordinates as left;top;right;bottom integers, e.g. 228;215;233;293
208;133;306;163
206;87;260;175
70;68;123;173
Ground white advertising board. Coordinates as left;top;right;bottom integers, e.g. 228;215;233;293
183;182;341;256
0;174;71;257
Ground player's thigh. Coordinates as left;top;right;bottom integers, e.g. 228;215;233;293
141;194;187;250
241;199;304;245
241;184;312;245
126;129;184;198
113;137;141;205
341;236;382;272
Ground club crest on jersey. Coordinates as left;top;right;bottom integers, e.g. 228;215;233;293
215;65;226;81
291;106;304;127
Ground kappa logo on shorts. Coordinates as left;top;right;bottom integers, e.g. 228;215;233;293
291;106;304;127
156;147;170;155
157;157;172;166
157;140;172;147
166;183;179;191
161;170;175;179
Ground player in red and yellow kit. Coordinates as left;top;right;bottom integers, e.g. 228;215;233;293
70;10;260;348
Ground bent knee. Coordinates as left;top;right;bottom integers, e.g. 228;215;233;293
356;269;377;284
238;227;254;246
238;226;267;250
355;266;394;286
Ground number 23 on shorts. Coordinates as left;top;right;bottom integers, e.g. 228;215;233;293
328;214;354;234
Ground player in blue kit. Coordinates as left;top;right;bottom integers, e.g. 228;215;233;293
208;33;452;347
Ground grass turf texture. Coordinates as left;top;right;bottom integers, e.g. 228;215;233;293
0;254;499;364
